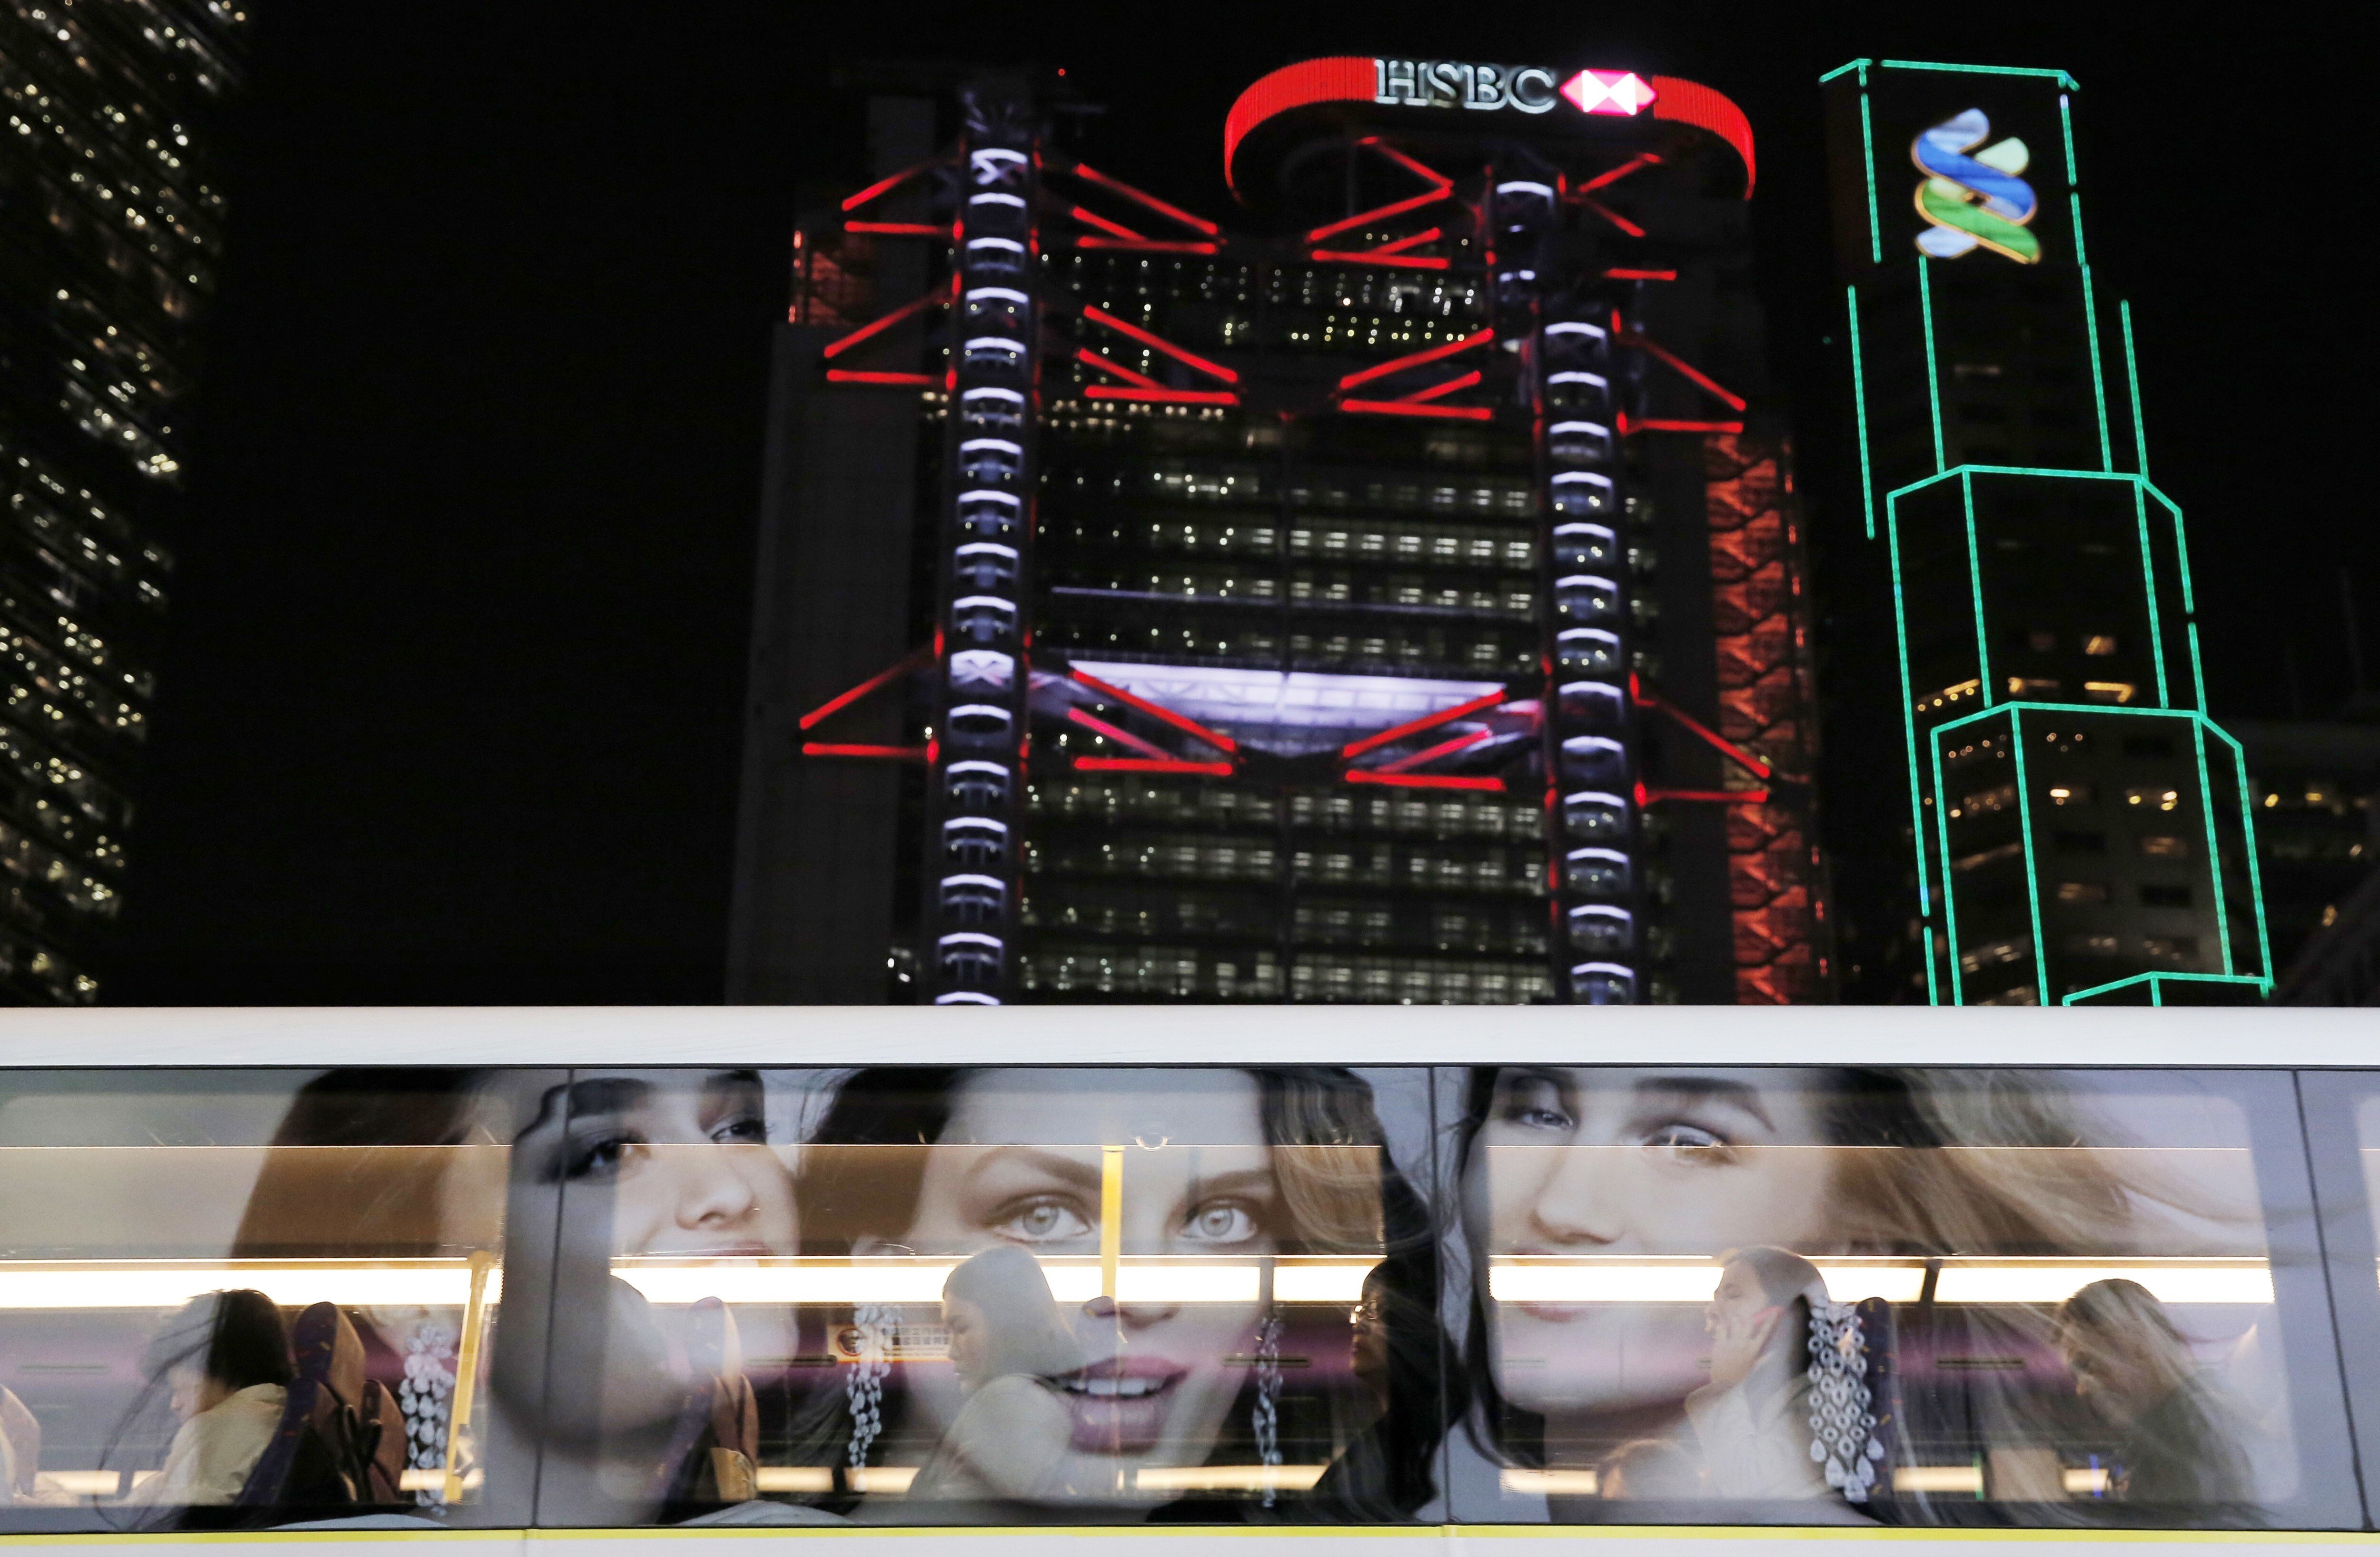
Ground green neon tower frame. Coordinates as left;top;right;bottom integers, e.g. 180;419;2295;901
1824;60;2268;1006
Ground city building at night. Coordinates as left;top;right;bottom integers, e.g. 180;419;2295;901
0;1;244;1003
731;58;1826;1005
1822;59;2268;1005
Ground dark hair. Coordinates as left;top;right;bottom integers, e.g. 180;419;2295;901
142;1290;293;1394
232;1069;493;1259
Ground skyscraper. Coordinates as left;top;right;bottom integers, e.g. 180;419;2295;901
1823;59;2268;1006
0;1;246;1003
731;57;1825;1006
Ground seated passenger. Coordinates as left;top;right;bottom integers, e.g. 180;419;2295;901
904;1246;1085;1505
134;1291;294;1507
2058;1278;2252;1509
1685;1247;1831;1502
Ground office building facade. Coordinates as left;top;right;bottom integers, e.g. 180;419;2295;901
732;59;1825;1005
1823;59;2267;1005
0;1;245;1003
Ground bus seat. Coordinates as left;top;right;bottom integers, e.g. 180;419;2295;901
237;1303;392;1509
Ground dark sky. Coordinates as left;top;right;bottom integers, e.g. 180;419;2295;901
109;2;2361;1004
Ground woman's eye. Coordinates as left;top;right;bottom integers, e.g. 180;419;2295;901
711;1113;768;1146
1641;1122;1729;1153
565;1133;645;1181
993;1198;1091;1242
1497;1081;1573;1133
1182;1201;1259;1243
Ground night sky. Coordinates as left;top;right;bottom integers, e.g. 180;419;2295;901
108;3;2360;1004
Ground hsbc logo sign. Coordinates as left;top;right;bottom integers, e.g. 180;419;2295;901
1372;59;1658;118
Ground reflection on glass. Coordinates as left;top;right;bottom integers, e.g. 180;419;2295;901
1458;1067;2284;1525
556;1066;1436;1525
0;1070;522;1530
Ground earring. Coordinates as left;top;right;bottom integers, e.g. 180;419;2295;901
1805;1300;1884;1502
1251;1312;1285;1509
845;1303;891;1474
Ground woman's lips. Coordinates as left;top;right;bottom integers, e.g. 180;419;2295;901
1055;1356;1188;1454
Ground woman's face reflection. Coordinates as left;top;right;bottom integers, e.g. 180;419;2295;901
886;1069;1277;1493
554;1070;798;1257
1464;1067;1834;1421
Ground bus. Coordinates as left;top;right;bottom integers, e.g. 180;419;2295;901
2;1005;2375;1554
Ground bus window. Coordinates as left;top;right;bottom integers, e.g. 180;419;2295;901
0;1068;554;1533
531;1066;1442;1526
1444;1066;2358;1529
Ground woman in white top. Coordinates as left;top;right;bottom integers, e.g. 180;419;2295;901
137;1290;294;1507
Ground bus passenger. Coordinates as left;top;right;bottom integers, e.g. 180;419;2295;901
2058;1278;2252;1510
133;1291;294;1507
1685;1248;1830;1501
905;1246;1085;1503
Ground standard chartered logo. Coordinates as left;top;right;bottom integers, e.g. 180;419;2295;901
1911;108;2042;264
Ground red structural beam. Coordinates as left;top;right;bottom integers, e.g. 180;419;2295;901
799;644;932;732
1379;728;1493;773
823;290;944;360
1605;267;1678;281
1337;327;1497;394
1366;227;1444;256
1634;678;1774;778
1579;197;1646;238
1310;249;1453;271
1641;786;1771;806
826;369;936;387
1618;412;1746;435
1342;688;1509;760
1619;331;1748;411
1069;667;1240;754
1398;370;1482;404
1066;706;1172;761
1081;305;1240;384
1073;238;1220;255
1342;398;1494;422
1074;756;1236;777
803;743;928;761
1077;347;1164;391
1068;204;1146;242
845;221;953;238
840;155;946;213
1575;151;1664;194
1347;769;1505;792
1085;385;1240;406
1358;137;1459;192
1063;161;1224;237
1307;187;1450;245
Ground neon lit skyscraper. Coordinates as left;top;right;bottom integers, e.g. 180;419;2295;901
1823;59;2268;1005
730;60;1828;1005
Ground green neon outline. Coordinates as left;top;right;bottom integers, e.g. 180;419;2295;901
2060;970;2266;1007
1858;89;1882;265
1889;463;2144;496
1879;59;2080;89
1924;945;1941;1005
2146;480;2196;614
1884;494;1931;918
2131;482;2169;708
2079;262;2112;472
1962;471;1993;705
2006;707;2052;1006
1932;731;1964;1005
1849;287;1876;538
2058;94;2078;189
2190;717;2232;976
1820;59;1871;84
2207;722;2276;988
1935;700;2196;730
2121;300;2149;479
1918;257;1944;471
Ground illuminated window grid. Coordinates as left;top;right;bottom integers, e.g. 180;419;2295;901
1922;702;2271;1006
